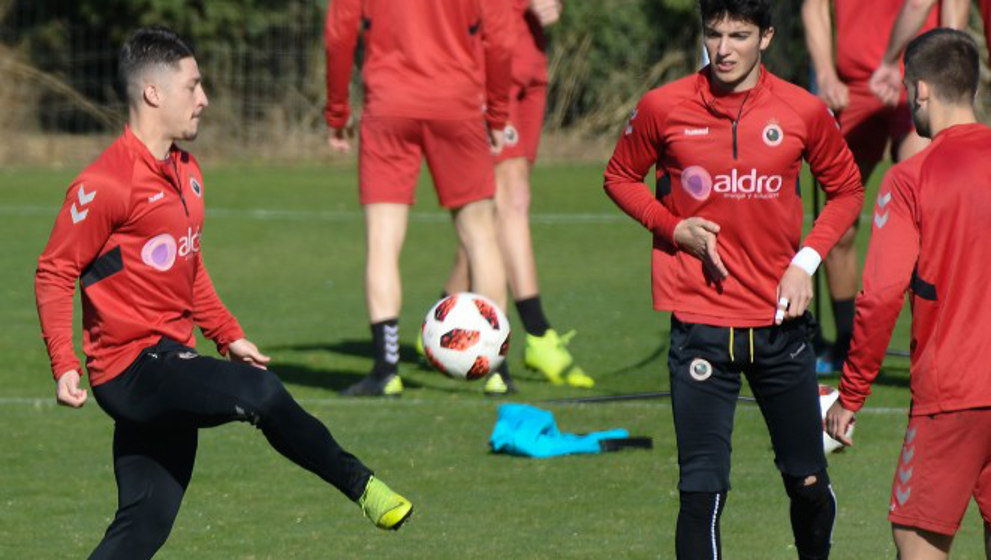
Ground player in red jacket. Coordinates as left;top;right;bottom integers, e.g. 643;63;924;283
868;0;972;105
438;0;594;390
826;30;991;559
801;0;939;373
325;0;515;396
604;1;863;557
35;28;411;559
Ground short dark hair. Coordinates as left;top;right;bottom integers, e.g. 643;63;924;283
699;0;772;31
905;28;979;103
118;26;195;104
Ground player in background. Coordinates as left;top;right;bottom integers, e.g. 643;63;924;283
869;0;972;105
604;1;863;557
826;29;991;560
324;0;515;396
439;0;594;390
801;0;944;374
34;27;412;560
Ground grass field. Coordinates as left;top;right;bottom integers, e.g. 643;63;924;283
1;159;986;559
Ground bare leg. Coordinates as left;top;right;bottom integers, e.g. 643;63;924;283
364;203;409;323
444;246;471;295
494;157;539;300
443;157;536;299
892;524;953;560
451;199;506;310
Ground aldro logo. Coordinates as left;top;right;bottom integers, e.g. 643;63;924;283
681;166;783;201
140;227;202;271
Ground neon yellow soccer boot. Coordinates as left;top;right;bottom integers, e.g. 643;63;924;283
358;476;413;531
523;329;594;388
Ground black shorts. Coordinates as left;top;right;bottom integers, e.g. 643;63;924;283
668;313;827;492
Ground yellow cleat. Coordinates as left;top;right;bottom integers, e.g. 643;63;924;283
523;329;595;388
359;476;413;531
415;330;425;358
341;374;404;397
483;369;517;396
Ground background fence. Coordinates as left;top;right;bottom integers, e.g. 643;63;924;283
0;0;987;165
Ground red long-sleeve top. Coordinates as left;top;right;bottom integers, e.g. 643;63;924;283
324;0;513;131
840;123;991;416
35;127;244;386
834;0;938;83
603;67;863;327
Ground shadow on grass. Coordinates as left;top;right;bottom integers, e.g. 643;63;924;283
596;340;668;379
271;362;425;393
269;339;424;367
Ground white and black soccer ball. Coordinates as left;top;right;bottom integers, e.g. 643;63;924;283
819;384;854;454
421;292;510;380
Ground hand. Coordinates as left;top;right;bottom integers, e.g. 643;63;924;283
815;73;849;112
488;127;505;156
869;61;903;107
774;265;812;325
227;338;271;370
673;217;729;280
825;400;856;446
56;370;87;408
529;0;562;26
328;125;353;154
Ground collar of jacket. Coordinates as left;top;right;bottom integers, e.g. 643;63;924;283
696;64;770;121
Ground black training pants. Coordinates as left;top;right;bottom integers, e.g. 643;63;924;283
88;337;372;560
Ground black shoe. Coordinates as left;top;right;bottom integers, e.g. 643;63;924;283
341;373;403;397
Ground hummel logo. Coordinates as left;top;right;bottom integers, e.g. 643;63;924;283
684;127;710;136
70;184;96;224
898;466;913;484
384;325;400;364
895;486;911;506
149;192;164;203
905;426;917;444
877;192;892;208
874;211;889;228
902;446;915;463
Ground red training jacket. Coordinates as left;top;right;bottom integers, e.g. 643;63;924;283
511;0;549;88
324;0;513;131
603;67;863;327
35;127;244;386
834;0;938;84
840;123;991;416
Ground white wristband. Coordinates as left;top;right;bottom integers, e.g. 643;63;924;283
790;247;822;276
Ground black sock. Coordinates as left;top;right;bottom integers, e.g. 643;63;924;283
676;491;726;560
515;296;550;336
831;298;855;361
370;319;399;378
783;472;835;560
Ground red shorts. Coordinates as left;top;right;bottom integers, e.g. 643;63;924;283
359;116;495;209
497;82;547;164
888;409;991;535
838;81;914;169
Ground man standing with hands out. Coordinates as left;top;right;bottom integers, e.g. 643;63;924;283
605;1;863;557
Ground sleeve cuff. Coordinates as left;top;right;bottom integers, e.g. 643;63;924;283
790;247;823;276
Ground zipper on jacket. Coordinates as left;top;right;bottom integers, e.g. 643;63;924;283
730;89;752;161
170;158;189;217
731;120;738;160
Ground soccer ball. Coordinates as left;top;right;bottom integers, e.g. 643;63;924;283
421;292;510;380
819;384;854;454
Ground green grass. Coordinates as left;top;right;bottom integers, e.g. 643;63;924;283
1;160;985;558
